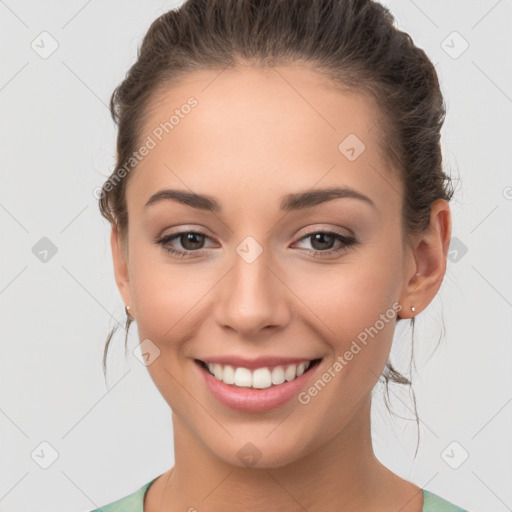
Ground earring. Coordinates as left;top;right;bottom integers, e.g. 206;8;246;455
411;306;416;313
125;305;134;321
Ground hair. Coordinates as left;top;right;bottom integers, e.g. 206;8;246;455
98;0;454;452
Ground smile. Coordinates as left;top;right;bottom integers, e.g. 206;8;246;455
200;360;319;389
194;357;322;412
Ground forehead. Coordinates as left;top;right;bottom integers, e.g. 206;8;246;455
126;64;401;214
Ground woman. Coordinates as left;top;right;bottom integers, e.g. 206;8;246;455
92;0;468;510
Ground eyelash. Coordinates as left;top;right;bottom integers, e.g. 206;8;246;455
154;229;357;259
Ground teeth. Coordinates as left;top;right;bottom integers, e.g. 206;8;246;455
284;364;297;381
213;363;223;380
271;366;285;385
204;360;313;388
223;365;235;384
252;368;272;389
234;367;252;387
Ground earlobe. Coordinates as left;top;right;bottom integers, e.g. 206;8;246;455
110;225;133;313
399;199;452;318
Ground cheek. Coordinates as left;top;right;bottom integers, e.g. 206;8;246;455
289;250;403;438
294;241;403;342
128;243;212;343
290;240;404;409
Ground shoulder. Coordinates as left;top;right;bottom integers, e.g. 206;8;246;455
88;482;470;512
422;489;470;512
88;477;158;512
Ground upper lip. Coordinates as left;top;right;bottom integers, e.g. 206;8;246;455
196;355;320;370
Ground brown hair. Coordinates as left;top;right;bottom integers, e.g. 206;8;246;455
98;0;454;446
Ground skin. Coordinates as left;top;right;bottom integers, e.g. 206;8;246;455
111;64;451;512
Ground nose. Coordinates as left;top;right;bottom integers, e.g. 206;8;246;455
214;249;291;340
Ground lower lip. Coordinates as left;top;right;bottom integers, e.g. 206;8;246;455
195;360;320;412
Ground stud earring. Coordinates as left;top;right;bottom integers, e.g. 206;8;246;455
411;306;416;313
125;305;134;320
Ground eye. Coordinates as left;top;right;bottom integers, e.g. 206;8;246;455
155;230;214;257
294;230;357;258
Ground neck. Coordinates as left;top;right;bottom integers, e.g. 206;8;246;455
155;395;420;512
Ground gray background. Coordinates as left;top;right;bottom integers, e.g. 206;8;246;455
1;1;511;511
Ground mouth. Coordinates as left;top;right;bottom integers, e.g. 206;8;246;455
195;358;322;390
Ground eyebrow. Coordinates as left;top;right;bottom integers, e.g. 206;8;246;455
144;186;376;212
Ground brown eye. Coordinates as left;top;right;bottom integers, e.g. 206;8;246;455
309;232;337;251
179;232;206;250
155;231;213;257
295;231;357;259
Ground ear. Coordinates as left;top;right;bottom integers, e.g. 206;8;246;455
110;225;133;313
398;199;452;319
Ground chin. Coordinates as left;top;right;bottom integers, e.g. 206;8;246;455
200;428;314;470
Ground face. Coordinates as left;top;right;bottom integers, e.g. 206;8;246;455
113;64;415;468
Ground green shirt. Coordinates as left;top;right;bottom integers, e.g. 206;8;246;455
89;477;470;511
